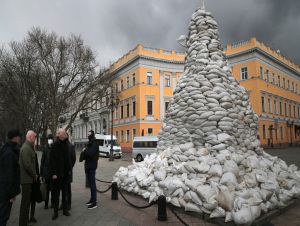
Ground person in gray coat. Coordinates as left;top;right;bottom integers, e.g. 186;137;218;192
19;130;37;226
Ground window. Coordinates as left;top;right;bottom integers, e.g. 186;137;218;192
147;72;153;85
147;100;153;115
121;80;124;91
298;105;300;118
132;100;136;116
132;129;136;140
147;128;153;136
283;78;286;89
274;100;277;114
121;130;124;142
278;76;281;87
141;129;144;136
115;82;118;93
292;82;294;92
241;67;248;80
280;126;283;140
116;131;118;141
284;102;287;116
121;105;124;119
260;66;263;79
266;70;269;82
261;96;265;113
296;84;298;94
126;103;129;117
287;80;290;90
268;98;272;113
126;130;130;142
262;125;266;139
279;101;282;115
126;76;130;89
273;73;276;85
294;105;296;118
165;101;169;114
165;75;170;87
289;104;291;117
115;106;118;119
132;73;136;86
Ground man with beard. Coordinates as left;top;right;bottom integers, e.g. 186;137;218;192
0;129;21;226
81;130;98;209
49;128;71;220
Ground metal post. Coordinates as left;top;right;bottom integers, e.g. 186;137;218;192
157;195;167;221
109;93;114;161
111;182;118;200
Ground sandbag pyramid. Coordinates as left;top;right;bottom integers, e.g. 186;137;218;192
114;5;300;225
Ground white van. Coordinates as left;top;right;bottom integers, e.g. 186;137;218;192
95;134;122;158
132;136;158;162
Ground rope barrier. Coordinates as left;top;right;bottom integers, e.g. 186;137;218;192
168;205;190;226
96;178;112;184
96;184;112;193
118;188;156;209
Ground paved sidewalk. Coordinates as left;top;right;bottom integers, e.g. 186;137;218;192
7;148;300;226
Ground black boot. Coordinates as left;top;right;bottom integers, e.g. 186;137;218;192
52;212;58;220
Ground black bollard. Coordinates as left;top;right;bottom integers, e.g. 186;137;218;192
111;182;118;200
157;195;167;221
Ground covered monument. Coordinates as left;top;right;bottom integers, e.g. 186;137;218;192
114;4;300;225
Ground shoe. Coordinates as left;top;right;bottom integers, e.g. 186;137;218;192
63;210;71;216
52;212;58;220
87;203;97;209
86;201;92;206
29;217;37;223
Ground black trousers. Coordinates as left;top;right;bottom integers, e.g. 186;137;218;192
51;177;68;213
66;182;72;208
0;200;12;226
19;184;32;226
44;179;52;207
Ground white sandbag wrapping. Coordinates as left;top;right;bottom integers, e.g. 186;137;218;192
113;4;300;225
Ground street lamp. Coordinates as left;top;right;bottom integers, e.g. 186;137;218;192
286;120;294;146
109;90;120;161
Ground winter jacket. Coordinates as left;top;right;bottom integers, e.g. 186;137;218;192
49;139;71;179
0;141;21;200
67;140;76;182
19;141;37;184
83;139;98;170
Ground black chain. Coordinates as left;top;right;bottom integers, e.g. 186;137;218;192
96;184;112;193
118;188;156;209
96;178;112;184
168;204;190;226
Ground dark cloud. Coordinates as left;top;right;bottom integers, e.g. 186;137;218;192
0;0;299;66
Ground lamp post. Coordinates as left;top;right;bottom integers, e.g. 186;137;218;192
286;120;294;146
109;90;120;161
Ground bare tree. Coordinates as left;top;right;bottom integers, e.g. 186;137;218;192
0;27;111;142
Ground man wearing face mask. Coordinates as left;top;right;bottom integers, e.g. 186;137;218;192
81;130;98;209
49;128;71;220
40;134;54;209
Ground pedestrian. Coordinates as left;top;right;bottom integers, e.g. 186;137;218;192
28;150;40;223
49;128;71;220
66;133;76;210
0;129;21;226
19;130;37;226
40;134;54;209
81;130;99;209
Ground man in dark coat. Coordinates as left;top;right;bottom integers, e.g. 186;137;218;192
40;134;54;209
0;129;21;226
81;130;99;209
19;130;37;226
49;128;71;220
66;135;76;210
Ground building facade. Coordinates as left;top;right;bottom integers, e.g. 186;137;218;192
70;38;300;150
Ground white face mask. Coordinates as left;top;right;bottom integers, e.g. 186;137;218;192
48;139;53;145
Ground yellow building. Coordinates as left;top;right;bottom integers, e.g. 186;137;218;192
107;38;300;151
225;37;300;147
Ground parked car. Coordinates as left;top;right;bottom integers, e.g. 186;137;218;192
132;136;158;162
95;134;122;158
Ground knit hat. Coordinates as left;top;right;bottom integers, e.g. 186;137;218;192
7;129;21;139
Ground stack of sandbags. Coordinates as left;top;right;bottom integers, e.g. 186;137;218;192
114;5;300;225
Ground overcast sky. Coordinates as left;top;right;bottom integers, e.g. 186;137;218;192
1;0;300;67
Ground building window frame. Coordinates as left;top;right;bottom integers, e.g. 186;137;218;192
126;76;130;89
121;80;124;91
147;72;153;85
132;73;136;86
126;102;130;118
147;100;153;116
126;130;130;142
268;97;272;114
260;66;263;79
132;99;136;117
241;67;248;80
261;96;265;113
147;128;153;136
262;125;266;139
132;128;136;141
165;75;170;87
